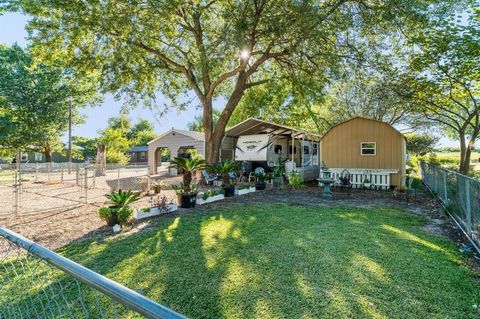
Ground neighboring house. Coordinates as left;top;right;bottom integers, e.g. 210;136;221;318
129;146;148;164
320;117;406;187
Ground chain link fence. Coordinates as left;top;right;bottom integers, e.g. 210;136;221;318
0;226;186;319
420;161;480;251
0;162;151;215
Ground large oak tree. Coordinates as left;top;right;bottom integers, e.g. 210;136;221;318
18;0;445;162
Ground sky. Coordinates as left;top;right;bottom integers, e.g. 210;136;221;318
0;12;458;147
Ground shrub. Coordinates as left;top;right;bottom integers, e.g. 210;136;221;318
288;171;304;189
105;189;140;208
237;183;252;190
117;206;133;226
98;206;113;220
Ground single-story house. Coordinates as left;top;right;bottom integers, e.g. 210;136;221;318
129;146;148;164
147;117;406;187
320;117;406;187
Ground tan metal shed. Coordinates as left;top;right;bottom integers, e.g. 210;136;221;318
147;129;205;174
320;117;406;187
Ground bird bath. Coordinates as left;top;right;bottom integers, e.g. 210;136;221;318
318;168;334;199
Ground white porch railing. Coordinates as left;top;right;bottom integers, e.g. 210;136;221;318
327;168;398;189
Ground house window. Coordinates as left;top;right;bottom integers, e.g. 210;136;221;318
288;146;297;154
312;143;318;156
140;152;146;160
20;152;28;162
274;145;283;154
34;153;42;161
303;145;310;154
361;142;376;156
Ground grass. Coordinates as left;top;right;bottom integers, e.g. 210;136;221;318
3;204;480;318
56;204;480;319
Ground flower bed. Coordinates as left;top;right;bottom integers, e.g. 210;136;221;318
197;189;225;205
135;204;178;220
235;186;256;196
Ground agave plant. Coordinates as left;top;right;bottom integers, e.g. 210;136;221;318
208;160;240;185
169;157;206;192
105;189;140;208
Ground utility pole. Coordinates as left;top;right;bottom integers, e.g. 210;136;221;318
68;99;72;174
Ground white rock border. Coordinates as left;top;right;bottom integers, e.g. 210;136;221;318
235;187;256;196
197;194;225;205
134;204;178;220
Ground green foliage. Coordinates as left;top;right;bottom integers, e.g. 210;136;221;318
72;136;98;160
406;133;439;156
237;183;253;190
100;128;131;164
170;157;206;192
254;172;271;183
0;44;98;153
98;206;113;221
105;189;140;209
117;206;133;226
201;189;225;201
288;171;304;189
208;160;240;185
187;109;221;132
427;153;440;166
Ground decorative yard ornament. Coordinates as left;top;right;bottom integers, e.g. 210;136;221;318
318;166;334;199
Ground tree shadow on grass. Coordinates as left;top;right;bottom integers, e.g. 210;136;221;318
4;204;480;318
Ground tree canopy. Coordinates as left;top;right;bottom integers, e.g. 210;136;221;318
0;44;98;160
16;0;448;162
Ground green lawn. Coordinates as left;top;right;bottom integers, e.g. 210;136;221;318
53;204;480;319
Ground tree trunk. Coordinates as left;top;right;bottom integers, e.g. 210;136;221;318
205;78;247;163
44;145;52;163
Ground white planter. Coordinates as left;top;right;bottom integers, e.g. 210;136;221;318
197;194;225;205
235;187;256;195
135;204;178;220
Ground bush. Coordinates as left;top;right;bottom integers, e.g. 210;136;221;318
288;171;304;189
98;206;113;220
201;188;225;200
117;206;133;225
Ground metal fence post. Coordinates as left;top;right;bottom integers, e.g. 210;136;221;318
47;162;51;181
92;165;96;188
76;165;80;186
35;162;39;182
14;170;19;215
147;166;151;193
117;164;120;191
443;170;448;203
84;166;88;203
464;178;472;236
61;163;64;182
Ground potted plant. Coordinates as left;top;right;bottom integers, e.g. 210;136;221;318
152;180;163;194
254;172;270;190
272;153;286;189
208;160;240;197
170;157;206;208
99;189;140;227
363;177;372;189
288;171;304;189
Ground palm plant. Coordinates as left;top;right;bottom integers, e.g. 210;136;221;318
169;157;206;193
105;189;140;208
208;160;240;185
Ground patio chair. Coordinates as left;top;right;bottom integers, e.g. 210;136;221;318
249;167;265;182
201;170;219;185
337;169;352;190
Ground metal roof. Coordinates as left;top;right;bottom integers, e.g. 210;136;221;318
147;128;205;145
321;117;406;140
129;145;148;152
225;118;322;140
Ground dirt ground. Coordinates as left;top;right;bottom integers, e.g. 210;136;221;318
1;176;478;271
